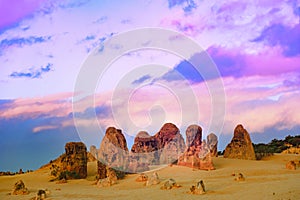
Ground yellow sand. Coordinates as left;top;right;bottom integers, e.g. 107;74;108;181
1;154;299;200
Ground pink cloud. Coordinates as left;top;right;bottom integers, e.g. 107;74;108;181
1;73;299;138
0;92;73;119
32;125;59;133
208;45;300;77
0;0;46;30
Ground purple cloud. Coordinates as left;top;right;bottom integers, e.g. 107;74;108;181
10;63;53;79
252;24;300;57
161;44;300;83
132;74;152;85
0;0;46;31
207;46;300;77
0;36;51;53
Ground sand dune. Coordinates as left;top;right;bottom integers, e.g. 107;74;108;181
1;154;299;200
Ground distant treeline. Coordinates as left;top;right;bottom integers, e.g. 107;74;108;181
253;135;300;160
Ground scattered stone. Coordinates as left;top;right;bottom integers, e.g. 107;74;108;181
160;178;181;190
11;180;29;195
286;160;297;170
190;180;206;195
146;172;160;186
35;189;50;200
135;173;148;182
234;173;245;181
97;167;118;187
224;124;256;160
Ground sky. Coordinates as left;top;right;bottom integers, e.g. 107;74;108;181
0;0;300;171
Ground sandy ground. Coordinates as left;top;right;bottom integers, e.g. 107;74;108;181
1;154;299;200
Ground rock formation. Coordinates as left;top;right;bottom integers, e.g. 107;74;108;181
61;142;88;179
131;131;158;164
129;131;154;172
178;125;202;168
154;123;185;164
207;133;218;157
89;145;98;160
224;124;256;160
35;189;50;200
160;178;181;190
130;123;185;171
286;160;297;170
234;173;245;181
97;161;107;179
178;125;215;170
186;124;202;148
135;173;148;182
11;180;29;195
190;180;205;195
146;172;160;186
98;127;129;171
97;167;118;187
198;140;215;170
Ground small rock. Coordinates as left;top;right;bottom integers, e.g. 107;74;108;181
146;172;160;186
190;180;205;194
97;167;118;187
234;173;245;181
35;189;50;200
286;160;297;170
135;173;148;182
160;178;180;190
11;180;29;195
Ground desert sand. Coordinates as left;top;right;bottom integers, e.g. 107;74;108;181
1;154;299;200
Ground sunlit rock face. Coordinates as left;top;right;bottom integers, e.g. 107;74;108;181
224;124;256;160
178;125;215;170
98;127;129;171
62;142;88;178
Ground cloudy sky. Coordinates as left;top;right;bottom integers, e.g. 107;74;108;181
1;0;300;171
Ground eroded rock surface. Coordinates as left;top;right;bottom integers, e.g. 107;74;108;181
146;172;160;186
286;160;297;170
11;180;29;195
178;125;215;170
207;133;218;157
97;167;118;187
224;124;256;160
98;127;129;171
61;142;88;179
130;123;185;171
190;180;206;195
